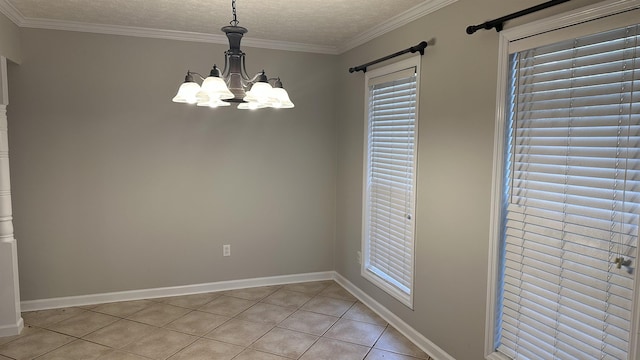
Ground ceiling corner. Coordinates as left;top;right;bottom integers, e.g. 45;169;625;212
0;0;24;26
337;0;458;54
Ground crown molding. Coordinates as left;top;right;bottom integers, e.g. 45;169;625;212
0;0;23;25
21;17;339;54
0;0;456;55
0;0;338;54
338;0;458;53
241;37;337;55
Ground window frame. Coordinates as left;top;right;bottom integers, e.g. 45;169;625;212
361;55;421;309
485;1;640;359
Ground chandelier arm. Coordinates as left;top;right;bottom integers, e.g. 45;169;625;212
246;72;266;83
267;77;284;88
240;55;252;82
221;52;230;77
188;71;206;81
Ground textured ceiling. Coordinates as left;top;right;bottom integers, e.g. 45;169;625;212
4;0;428;49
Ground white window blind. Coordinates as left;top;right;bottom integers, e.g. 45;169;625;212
498;24;640;360
362;56;419;307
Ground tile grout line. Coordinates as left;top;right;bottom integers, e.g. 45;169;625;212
5;281;427;360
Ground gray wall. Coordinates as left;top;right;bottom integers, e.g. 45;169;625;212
5;0;610;358
0;11;20;64
9;28;337;300
334;0;603;359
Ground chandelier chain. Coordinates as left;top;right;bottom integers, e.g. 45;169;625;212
230;0;239;26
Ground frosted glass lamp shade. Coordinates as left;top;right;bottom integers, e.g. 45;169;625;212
197;98;231;107
237;101;267;110
270;87;294;108
172;81;200;104
200;76;234;100
243;82;273;103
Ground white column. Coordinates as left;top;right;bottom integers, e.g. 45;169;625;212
0;55;23;337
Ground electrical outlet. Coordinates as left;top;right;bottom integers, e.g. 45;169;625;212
223;244;231;257
357;251;362;265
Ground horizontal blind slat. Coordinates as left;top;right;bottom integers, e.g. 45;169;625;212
364;60;418;303
499;23;639;360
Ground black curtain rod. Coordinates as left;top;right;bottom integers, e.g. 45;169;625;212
349;41;428;73
466;0;570;35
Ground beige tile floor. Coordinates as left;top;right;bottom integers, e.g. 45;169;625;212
0;281;432;360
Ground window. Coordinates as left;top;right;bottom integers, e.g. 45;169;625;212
362;56;420;308
487;4;640;360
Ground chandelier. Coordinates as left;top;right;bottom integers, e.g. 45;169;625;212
172;0;294;109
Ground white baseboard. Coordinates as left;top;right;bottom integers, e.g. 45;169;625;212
21;271;334;312
20;270;454;360
334;273;456;360
0;317;23;337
